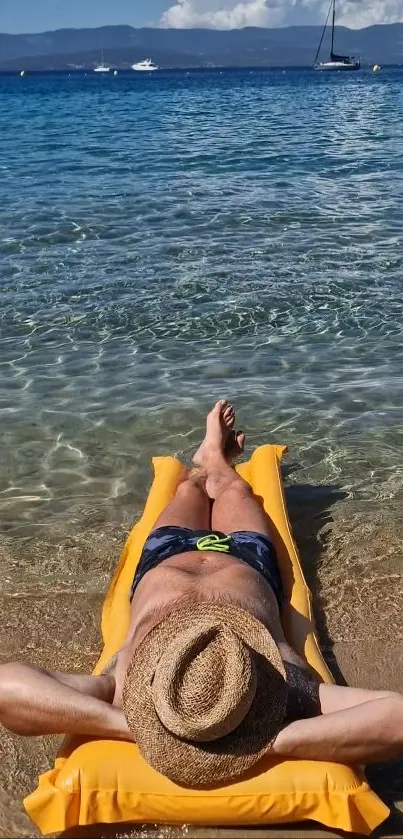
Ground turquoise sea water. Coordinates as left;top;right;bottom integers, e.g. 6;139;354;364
1;68;403;536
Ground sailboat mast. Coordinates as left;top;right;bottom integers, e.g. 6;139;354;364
331;0;335;55
314;0;333;65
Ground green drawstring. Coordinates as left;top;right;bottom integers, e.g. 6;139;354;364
196;534;232;553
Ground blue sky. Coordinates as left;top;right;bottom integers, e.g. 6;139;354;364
1;0;402;33
1;0;169;32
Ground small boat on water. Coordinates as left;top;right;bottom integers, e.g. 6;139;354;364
94;47;110;73
132;58;158;72
314;0;360;71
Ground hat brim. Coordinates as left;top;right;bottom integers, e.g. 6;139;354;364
123;603;288;788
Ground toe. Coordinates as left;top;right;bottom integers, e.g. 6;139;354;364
236;431;245;452
226;430;236;447
214;399;227;414
223;405;235;429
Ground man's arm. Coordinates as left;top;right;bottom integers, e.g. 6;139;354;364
271;692;403;764
0;662;130;740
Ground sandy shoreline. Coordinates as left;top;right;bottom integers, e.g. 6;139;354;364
1;492;402;838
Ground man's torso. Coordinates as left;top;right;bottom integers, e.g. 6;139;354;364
112;551;309;706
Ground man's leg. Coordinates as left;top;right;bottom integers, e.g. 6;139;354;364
193;401;273;537
211;464;273;537
151;470;210;530
153;401;236;531
193;400;270;538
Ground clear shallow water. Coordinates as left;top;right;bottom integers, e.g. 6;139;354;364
2;68;403;839
1;68;403;536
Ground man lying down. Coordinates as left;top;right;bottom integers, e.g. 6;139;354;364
1;401;402;787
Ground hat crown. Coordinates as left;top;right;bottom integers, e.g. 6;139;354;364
123;603;288;788
152;622;257;742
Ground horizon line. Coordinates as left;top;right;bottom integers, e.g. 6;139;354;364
2;20;403;37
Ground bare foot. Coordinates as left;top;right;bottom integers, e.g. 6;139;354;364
193;400;235;468
225;429;246;463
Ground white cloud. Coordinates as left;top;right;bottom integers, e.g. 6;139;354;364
161;0;275;28
160;0;403;29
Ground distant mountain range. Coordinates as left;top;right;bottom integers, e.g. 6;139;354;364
0;24;401;70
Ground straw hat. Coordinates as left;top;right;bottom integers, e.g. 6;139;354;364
122;603;287;787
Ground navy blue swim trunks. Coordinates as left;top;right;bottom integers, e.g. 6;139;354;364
130;526;283;607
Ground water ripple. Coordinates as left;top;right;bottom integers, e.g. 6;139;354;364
0;69;403;532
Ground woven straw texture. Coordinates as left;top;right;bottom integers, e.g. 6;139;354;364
122;603;287;787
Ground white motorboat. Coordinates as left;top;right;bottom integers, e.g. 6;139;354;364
314;0;360;71
132;58;158;72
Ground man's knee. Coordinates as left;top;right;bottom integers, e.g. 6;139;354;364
217;475;252;501
176;477;206;499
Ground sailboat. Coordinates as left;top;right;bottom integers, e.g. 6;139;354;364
314;0;360;71
94;46;110;73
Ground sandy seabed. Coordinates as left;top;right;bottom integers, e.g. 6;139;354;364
1;491;402;838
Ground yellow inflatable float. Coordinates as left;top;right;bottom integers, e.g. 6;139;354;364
24;445;389;835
